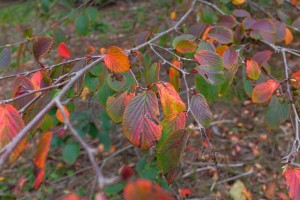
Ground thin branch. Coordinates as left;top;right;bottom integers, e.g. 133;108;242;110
55;99;106;190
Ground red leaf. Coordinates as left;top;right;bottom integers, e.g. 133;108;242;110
246;60;261;80
283;166;300;200
222;48;238;70
122;91;162;149
206;26;233;44
251;50;273;67
156;82;186;116
58;42;71;58
0;104;27;163
252;80;279;103
120;165;134;181
180;188;191;198
34;168;45;190
124;179;175;200
104;46;130;73
32;35;54;61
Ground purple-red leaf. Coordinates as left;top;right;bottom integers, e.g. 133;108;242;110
122;91;162;150
251;50;273;67
222;48;238;70
206;26;233;44
250;19;276;33
190;93;213;126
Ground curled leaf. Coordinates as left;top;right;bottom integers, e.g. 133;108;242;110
32;35;54;61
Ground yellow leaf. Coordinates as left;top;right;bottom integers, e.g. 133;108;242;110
232;0;246;5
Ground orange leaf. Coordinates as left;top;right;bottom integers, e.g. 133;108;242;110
0;104;27;163
216;45;229;56
156;82;186;116
56;105;70;123
291;70;300;86
34;132;53;168
31;70;52;90
246;60;261;80
124;179;175;200
202;26;212;40
285;28;293;45
58;42;71;58
104;46;130;73
170;11;176;20
59;193;81;200
252;80;279;103
283;166;300;200
169;60;182;92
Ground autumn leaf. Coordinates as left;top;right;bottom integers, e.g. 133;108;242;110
251;50;272;67
222;48;238;70
194;50;223;69
190;93;213;126
10;76;35;110
169;60;182;92
0;104;27;163
252;80;279;103
56;105;70;123
291;70;300;86
285;28;293;45
283;166;300;200
32;35;54;62
104;46;130;73
232;0;246;6
156;82;186;116
246;59;261;80
206;26;233;44
106;91;135;123
31;70;52;90
124;179;175;200
58;42;71;58
175;40;197;53
122;91;162;149
157;130;189;183
34;132;53;189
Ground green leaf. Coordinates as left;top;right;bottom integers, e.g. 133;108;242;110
75;14;90;36
107;73;126;92
40;114;53;131
63;142;80;164
84;72;101;93
202;7;218;24
157;130;189;183
85;7;98;22
54;28;66;45
98;80;115;106
265;96;290;130
104;182;126;195
195;75;220;102
145;63;160;85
